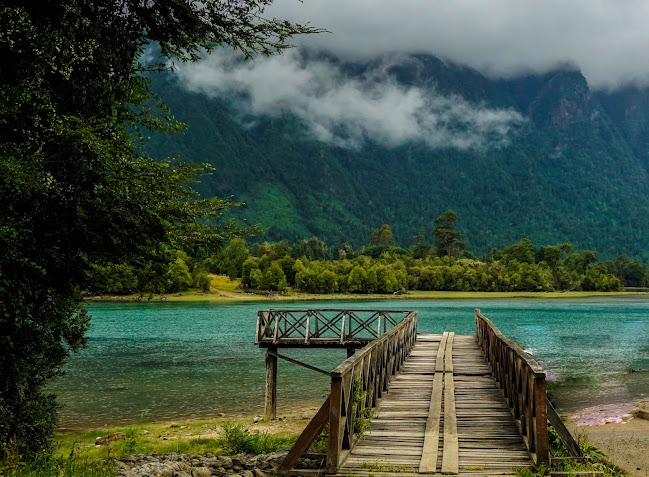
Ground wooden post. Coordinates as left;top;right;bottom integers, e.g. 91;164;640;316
346;347;355;359
534;376;550;466
265;347;278;420
327;376;343;473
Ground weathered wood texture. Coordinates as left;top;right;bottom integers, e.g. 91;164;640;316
335;334;532;476
256;309;413;347
475;309;550;467
265;347;277;420
546;397;583;458
277;311;418;474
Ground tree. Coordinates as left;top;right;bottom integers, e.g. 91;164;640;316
412;229;434;259
241;258;259;287
502;239;536;264
432;210;466;257
261;264;288;291
347;267;368;293
0;0;320;458
369;224;396;247
292;237;329;261
220;238;250;278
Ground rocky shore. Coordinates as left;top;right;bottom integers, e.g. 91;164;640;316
116;451;323;477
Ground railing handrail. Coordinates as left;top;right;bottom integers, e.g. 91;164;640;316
258;308;415;313
331;311;418;377
256;309;413;345
475;308;549;466
475;309;545;377
277;310;418;474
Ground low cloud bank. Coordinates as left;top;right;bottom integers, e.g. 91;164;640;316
176;50;524;151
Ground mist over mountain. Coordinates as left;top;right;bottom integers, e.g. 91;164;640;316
148;52;649;260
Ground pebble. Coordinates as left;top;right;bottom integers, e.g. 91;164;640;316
115;451;321;477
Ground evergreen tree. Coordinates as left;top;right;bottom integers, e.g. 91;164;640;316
432;210;466;257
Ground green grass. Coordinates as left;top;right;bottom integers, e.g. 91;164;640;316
218;421;294;454
87;287;646;304
53;418;298;462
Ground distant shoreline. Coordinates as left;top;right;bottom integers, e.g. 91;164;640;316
85;289;649;304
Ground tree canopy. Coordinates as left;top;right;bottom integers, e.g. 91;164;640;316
432;210;466;257
0;0;320;458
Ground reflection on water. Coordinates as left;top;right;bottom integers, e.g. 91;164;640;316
52;297;649;428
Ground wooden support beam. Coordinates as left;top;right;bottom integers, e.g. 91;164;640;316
546;397;583;457
265;347;278;420
277;397;331;474
268;350;332;376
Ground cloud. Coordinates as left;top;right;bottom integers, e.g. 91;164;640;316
175;50;524;151
266;0;649;89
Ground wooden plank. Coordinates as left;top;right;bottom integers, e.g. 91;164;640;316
445;332;455;373
419;372;444;473
442;367;459;475
436;332;449;372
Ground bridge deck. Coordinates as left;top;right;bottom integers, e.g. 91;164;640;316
335;333;531;476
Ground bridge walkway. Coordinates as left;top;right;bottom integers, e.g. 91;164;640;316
335;333;531;476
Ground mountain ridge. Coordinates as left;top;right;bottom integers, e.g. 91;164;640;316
147;53;649;260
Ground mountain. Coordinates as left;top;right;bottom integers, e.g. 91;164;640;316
147;54;649;260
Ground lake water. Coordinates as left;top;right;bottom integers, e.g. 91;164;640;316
52;297;649;429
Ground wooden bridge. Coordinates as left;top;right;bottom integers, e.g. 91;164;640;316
255;309;577;476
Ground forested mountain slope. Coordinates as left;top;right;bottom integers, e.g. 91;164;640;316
148;54;649;260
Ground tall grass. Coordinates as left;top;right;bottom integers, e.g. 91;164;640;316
218;421;293;454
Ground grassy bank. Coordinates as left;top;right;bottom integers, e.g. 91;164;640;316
86;275;649;303
1;415;303;476
54;415;304;462
4;406;640;477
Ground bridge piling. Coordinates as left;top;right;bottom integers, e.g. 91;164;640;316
264;347;277;420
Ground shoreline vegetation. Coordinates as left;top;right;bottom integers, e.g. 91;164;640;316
86;218;649;301
85;274;649;303
85;276;649;303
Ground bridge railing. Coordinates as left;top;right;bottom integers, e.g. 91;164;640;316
475;309;549;466
256;309;412;346
277;310;418;474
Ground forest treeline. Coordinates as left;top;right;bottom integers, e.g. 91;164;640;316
87;211;649;295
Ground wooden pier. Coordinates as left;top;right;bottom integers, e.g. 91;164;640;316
255;309;575;476
335;332;532;476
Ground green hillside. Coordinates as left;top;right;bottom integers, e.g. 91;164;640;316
147;56;649;260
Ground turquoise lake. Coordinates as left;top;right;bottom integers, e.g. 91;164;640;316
52;298;649;429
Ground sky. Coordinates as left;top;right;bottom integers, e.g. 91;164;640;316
267;0;649;89
176;0;649;150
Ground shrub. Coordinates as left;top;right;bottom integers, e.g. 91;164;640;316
218;422;293;454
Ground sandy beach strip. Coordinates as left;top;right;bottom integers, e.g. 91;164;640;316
571;401;649;477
